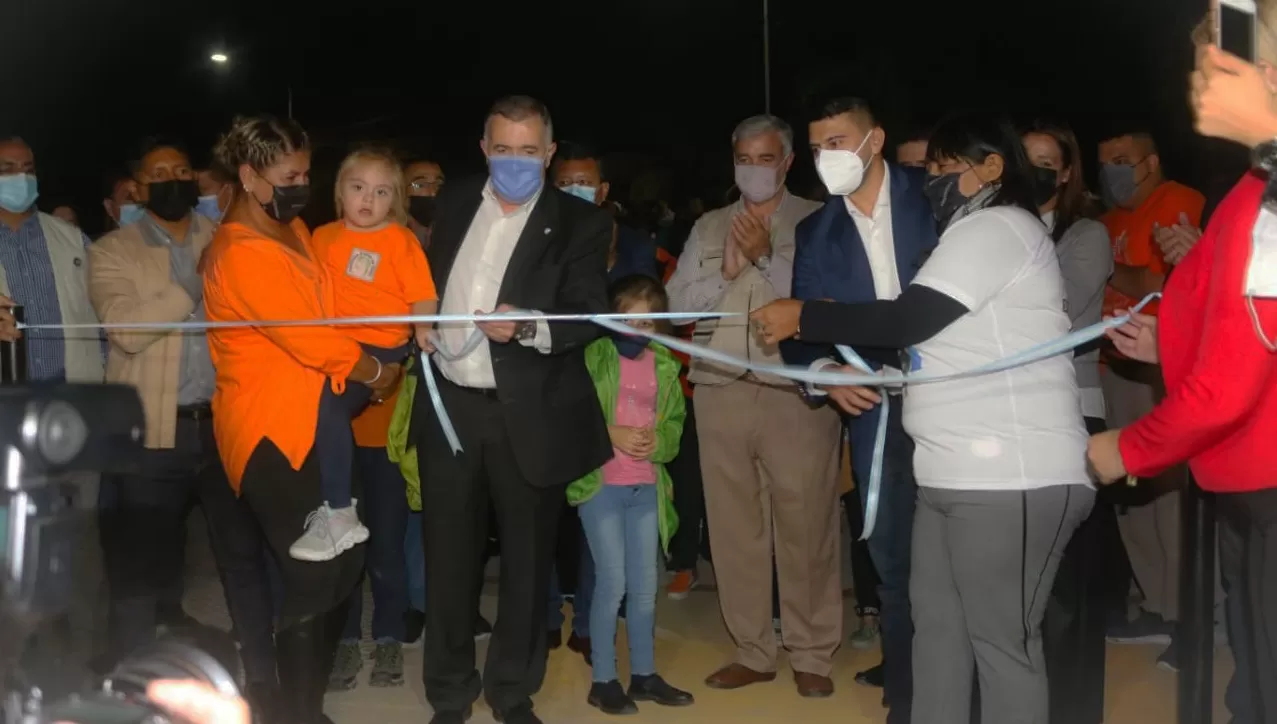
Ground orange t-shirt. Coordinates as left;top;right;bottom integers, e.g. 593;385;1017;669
203;220;364;492
1101;181;1205;318
312;221;437;349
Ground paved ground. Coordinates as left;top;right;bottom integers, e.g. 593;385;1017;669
22;509;1236;723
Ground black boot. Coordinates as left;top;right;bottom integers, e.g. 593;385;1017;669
275;614;328;724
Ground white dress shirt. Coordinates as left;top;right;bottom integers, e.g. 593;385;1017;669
436;183;550;389
810;169;905;394
843;168;901;301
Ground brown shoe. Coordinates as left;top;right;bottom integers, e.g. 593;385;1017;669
794;671;834;698
704;663;777;690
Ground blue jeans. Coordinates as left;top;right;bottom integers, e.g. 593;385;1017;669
578;484;659;683
316;343;410;509
407;512;425;612
342;446;410;643
548;532;593;637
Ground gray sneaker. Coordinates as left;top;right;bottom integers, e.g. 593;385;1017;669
369;641;405;687
327;640;363;691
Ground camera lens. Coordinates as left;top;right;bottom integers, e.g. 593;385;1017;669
37;401;86;466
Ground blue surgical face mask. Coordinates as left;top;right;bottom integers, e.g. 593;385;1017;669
118;203;146;227
0;173;39;213
195;194;223;222
488;155;544;205
612;330;649;360
561;183;598;204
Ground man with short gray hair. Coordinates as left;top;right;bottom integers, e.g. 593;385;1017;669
667;114;841;696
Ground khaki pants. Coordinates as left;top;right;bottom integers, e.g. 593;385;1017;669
1104;362;1183;621
695;378;843;676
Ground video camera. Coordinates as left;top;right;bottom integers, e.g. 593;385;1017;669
0;382;241;724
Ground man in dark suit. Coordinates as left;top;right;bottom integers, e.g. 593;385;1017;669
410;95;613;724
779;96;938;724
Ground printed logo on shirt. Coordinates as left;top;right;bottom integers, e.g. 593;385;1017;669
346;248;380;282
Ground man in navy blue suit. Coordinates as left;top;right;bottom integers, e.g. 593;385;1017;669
780;96;938;724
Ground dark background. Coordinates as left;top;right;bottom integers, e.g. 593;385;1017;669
1;0;1254;235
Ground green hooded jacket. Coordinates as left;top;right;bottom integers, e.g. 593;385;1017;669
566;338;686;554
387;356;421;511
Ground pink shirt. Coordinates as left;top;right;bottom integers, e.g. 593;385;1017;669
601;350;658;486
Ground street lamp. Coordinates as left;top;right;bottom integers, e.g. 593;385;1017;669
210;52;228;63
208;48;292;119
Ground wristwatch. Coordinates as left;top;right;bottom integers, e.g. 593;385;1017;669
514;320;537;342
755;254;772;271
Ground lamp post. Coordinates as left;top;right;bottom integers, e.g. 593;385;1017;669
209;51;293;119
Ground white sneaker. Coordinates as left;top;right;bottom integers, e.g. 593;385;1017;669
289;503;370;562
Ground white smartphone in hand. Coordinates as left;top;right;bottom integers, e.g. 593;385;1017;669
1217;0;1258;61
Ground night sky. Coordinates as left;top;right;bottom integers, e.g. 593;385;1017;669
2;0;1251;235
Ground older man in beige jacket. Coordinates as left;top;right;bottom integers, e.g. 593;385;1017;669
88;140;275;702
667;115;841;697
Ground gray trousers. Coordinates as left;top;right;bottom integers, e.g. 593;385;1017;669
911;485;1095;724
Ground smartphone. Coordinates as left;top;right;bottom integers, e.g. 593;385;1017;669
1217;0;1258;61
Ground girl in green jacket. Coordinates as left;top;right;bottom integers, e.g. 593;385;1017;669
566;275;695;715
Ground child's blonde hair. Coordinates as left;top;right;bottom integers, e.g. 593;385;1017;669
334;146;408;225
609;274;672;334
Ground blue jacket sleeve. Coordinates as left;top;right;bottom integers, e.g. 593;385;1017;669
780;214;836;368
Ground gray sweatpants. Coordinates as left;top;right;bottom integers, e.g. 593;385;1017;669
911;485;1095;724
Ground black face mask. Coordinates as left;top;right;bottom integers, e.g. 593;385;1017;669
1030;166;1060;207
145;179;199;222
260;182;311;224
612;331;649;360
922;172;969;230
409;196;437;226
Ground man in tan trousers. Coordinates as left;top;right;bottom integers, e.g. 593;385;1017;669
667;114;841;697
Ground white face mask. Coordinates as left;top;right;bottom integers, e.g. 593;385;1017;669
815;133;874;196
1245;207;1277;349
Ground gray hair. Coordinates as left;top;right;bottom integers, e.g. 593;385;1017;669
484;95;554;148
731;115;793;157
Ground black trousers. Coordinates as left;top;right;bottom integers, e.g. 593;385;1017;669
1042;416;1125;724
666;395;710;570
100;413;277;684
843;489;883;615
238;440;364;624
1222;487;1277;724
418;378;565;715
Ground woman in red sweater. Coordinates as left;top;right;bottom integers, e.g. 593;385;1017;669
1087;170;1277;720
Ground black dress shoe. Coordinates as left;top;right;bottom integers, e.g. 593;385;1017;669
587;680;639;715
428;704;472;723
493;702;543;723
855;663;884;687
629;673;694;706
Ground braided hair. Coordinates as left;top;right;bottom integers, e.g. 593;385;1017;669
212;115;309;193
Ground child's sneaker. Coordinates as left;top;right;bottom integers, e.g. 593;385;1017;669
369;640;405;687
289;502;370;562
666;570;698;600
327;640;362;691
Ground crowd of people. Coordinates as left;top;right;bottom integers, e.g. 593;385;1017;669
3;6;1277;724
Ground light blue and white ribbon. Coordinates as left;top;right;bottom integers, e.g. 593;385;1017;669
20;295;1158;540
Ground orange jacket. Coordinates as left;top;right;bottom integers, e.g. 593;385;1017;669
203;221;364;491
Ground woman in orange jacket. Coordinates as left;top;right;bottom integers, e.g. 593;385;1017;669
202;115;401;724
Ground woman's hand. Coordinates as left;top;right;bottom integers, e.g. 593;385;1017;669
750;299;803;345
415;324;436;354
609;425;655;459
1105;311;1159;364
1087;429;1128;484
0;295;20;343
145;680;251;724
1191;44;1277;148
354;355;402;402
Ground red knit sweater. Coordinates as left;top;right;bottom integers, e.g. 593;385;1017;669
1119;173;1277;493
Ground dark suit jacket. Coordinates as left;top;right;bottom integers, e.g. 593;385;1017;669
780;163;938;483
410;175;614;488
608;224;660;283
